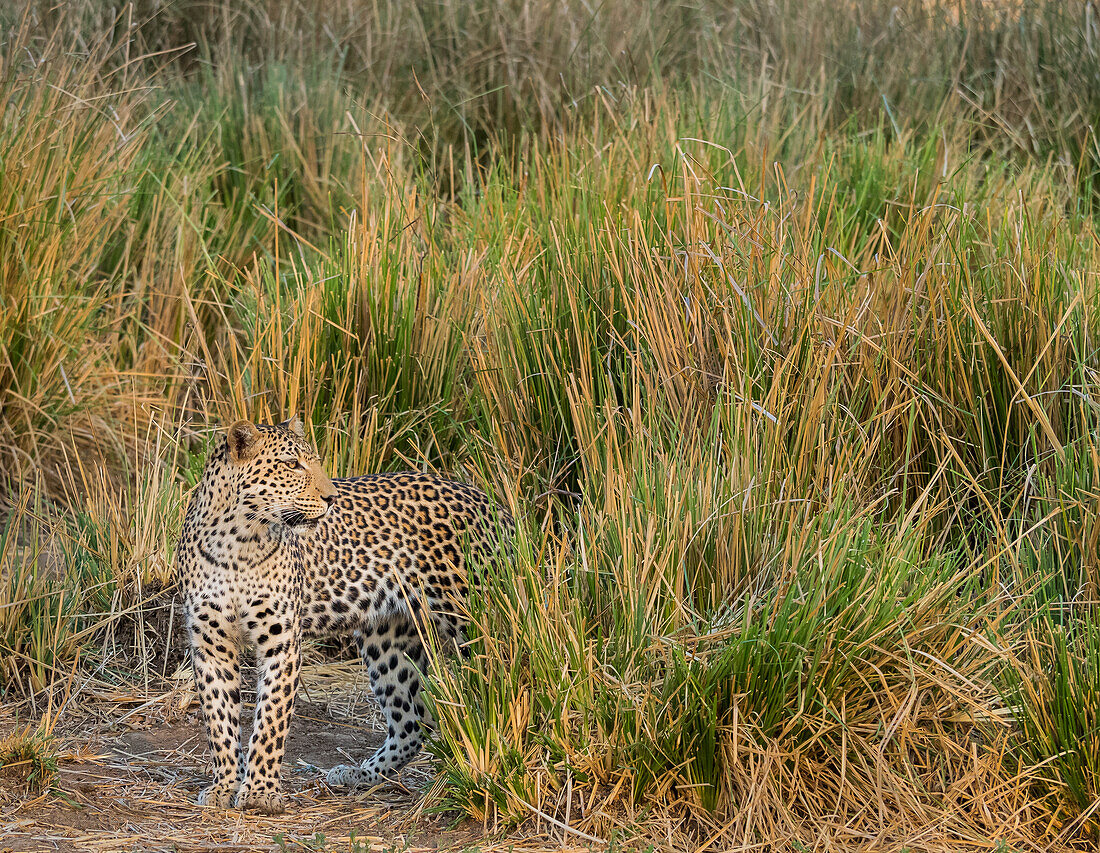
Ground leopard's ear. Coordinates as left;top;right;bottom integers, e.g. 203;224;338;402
227;420;262;463
281;416;306;438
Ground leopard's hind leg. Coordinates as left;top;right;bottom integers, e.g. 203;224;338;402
326;618;431;788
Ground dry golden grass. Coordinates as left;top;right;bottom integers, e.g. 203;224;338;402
3;1;1100;850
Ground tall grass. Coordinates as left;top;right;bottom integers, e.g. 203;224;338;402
3;0;1100;848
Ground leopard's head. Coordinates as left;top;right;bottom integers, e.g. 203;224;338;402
223;417;338;533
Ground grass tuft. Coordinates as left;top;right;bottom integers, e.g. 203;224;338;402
0;724;59;793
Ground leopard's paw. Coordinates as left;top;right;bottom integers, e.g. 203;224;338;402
235;786;286;815
325;763;379;789
197;780;240;809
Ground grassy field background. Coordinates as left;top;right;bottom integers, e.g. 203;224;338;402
2;0;1100;849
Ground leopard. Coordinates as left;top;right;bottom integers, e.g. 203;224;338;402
176;417;513;815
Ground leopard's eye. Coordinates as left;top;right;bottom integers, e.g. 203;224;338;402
282;459;305;470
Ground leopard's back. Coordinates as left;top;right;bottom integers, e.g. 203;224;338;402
297;471;513;637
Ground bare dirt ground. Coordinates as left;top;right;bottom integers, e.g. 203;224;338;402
0;663;575;853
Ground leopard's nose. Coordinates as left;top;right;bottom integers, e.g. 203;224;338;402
323;493;337;508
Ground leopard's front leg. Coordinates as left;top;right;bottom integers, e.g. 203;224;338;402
187;603;244;809
235;596;301;815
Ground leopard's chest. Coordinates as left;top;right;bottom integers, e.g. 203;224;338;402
180;519;306;609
